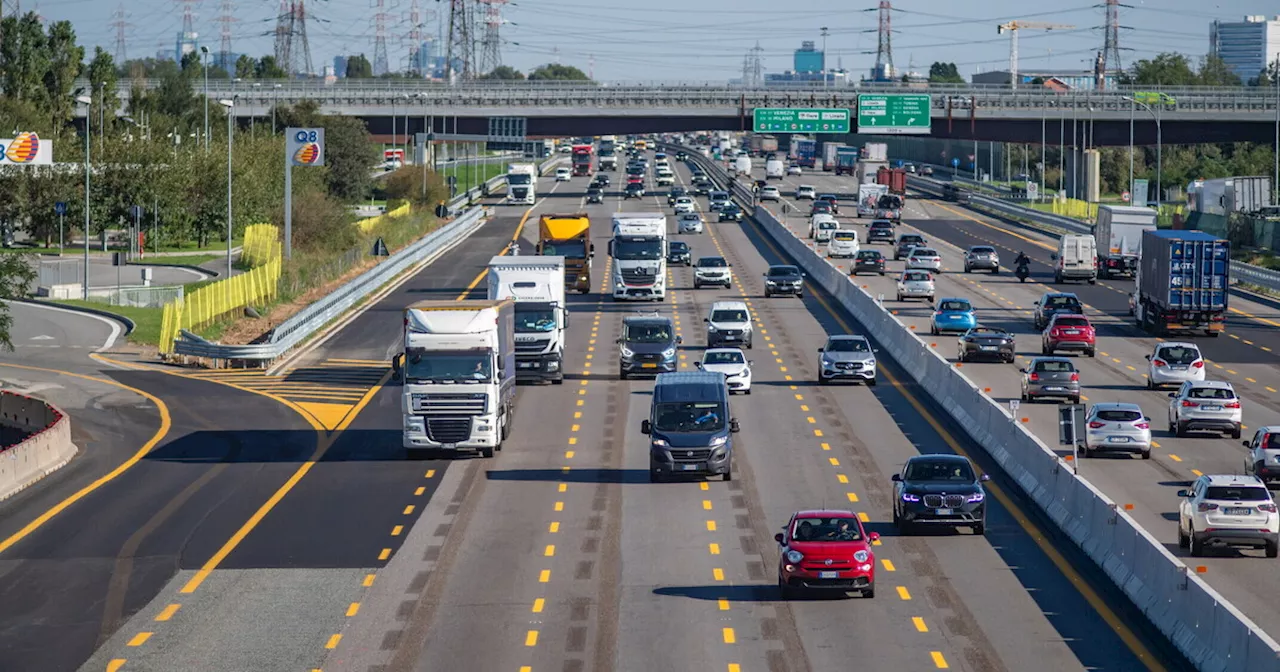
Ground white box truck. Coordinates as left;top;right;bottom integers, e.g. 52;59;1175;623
610;213;668;301
1094;204;1157;279
394;299;517;458
506;163;538;205
487;256;568;384
856;183;889;218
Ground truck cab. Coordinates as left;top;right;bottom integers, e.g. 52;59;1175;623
610;214;668;301
641;371;740;482
537;214;594;294
506;163;537;205
487;257;569;384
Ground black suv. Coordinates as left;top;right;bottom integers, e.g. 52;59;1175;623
763;265;804;298
892;454;990;535
618;313;681;379
625;182;645;199
667;186;688;205
586;187;604;204
667;240;691;266
692;178;713;195
676;151;688;161
851;249;886;276
1032;292;1084;330
718;202;743;222
593;173;611;187
894;233;926;260
867;220;895;244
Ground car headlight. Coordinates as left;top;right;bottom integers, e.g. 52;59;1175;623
853;550;869;563
651;439;668;448
709;435;728;447
707;325;718;332
866;358;876;367
784;549;804;564
405;417;424;432
901;492;920;502
620;345;634;357
967;492;985;503
579;275;588;281
662;347;676;358
766;280;777;285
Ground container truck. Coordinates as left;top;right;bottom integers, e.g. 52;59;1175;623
876;166;907;195
610;213;667;301
1130;230;1229;336
1189;176;1273;215
571;144;594;176
793;139;817;167
537;213;593;294
1094;204;1157;279
506;163;537;205
748;135;778;155
862;143;888;162
393;299;517;458
834;146;860;176
598;136;618;171
488;257;568;384
821;142;846;171
856;160;888;185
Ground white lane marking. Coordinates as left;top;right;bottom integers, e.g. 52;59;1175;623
5;299;122;351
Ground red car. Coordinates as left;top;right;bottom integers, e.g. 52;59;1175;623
775;509;879;599
1042;313;1096;357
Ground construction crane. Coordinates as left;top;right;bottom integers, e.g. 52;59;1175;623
997;20;1075;90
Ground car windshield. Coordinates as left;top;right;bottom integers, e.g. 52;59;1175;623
969;247;995;255
768;267;799;277
403;349;493;383
1034;360;1074;373
871;222;892;229
812;203;831;210
723;204;740;212
711;309;748;322
792;517;862;542
819;222;837;230
1157;346;1200;364
1187;386;1235;400
833;232;856;241
625;323;672;343
711;192;729;200
1095;409;1142;422
903;271;930;281
1054;317;1089;327
939;300;971;312
1046;296;1081;309
857;251;880;259
968;328;1004;337
704;351;745;365
825;338;869;353
912;249;939;257
514;308;557;333
539;241;587;258
697;257;727;268
900;236;924;245
1205;486;1271;502
821;195;837;202
669;242;689;252
653;401;727;432
905;460;975;482
676;198;692;205
613;239;662;260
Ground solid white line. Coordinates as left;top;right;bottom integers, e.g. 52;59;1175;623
4;299;122;351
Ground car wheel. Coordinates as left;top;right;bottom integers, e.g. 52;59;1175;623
1070;396;1081;405
1080;444;1091;458
1232;425;1242;440
1168;419;1176;435
745;387;752;395
896;294;903;301
1041;343;1050;355
619;367;628;380
1178;523;1190;549
1087;349;1096;358
861;586;875;599
649;470;664;483
1142;449;1151;460
1175;422;1187;438
973;522;985;536
1146;378;1154;390
1189;528;1205;557
693;282;700;289
964;266;970;273
723;467;733;482
867;377;877;387
1268;540;1279;559
778;575;796;600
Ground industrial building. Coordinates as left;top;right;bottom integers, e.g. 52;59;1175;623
1210;15;1280;81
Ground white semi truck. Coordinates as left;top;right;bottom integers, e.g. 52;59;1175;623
487;256;568;384
393;299;517;458
610;213;668;301
506;163;538;205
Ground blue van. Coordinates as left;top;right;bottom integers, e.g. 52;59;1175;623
641;371;740;482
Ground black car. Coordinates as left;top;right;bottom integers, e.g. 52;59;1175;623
894;233;926;260
593;173;611;186
1032;292;1084;330
667;186;688;205
692;179;712;196
586;187;604;204
818;194;840;215
676;151;688;161
867;220;895;244
957;326;1016;363
851;250;886;276
892;454;989;535
667;240;692;266
809;201;833;217
617;314;681;379
763;264;804;297
719;202;743;222
625;182;645;199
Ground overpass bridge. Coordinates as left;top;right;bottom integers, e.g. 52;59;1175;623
81;80;1280;145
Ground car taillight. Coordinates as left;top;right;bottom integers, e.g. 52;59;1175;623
1260;503;1278;513
1135;422;1150;430
1225;401;1241;409
1152;359;1167;368
1088;421;1106;429
1069;373;1079;382
1192;361;1204;369
1197;502;1219;512
1028;373;1040;382
1050;327;1062;336
1181;400;1198;407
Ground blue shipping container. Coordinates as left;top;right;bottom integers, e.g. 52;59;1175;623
1139;230;1229;311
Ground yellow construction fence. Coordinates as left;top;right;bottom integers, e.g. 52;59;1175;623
357;202;411;233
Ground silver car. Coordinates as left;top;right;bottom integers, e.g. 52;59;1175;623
1082;402;1152;459
896;270;935;302
817;334;878;386
1019;357;1080;403
678;212;704;234
1168;380;1242;439
906;247;943;273
1145;342;1206;389
963;245;1000;274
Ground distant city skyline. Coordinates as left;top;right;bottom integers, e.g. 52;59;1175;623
14;0;1280;81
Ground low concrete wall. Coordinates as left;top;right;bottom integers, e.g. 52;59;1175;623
0;391;78;502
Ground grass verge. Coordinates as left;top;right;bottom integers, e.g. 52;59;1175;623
49;299;164;345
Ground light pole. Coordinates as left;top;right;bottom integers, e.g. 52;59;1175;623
75;94;92;300
1128;96;1135;202
220;98;235;277
820;26;829;92
1125;96;1163;206
201;46;210;152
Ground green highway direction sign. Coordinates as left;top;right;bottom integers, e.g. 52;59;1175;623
752;108;850;134
856;94;932;135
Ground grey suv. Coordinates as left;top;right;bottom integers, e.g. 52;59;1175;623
895;234;926;260
817;334;878;386
618;313;681;379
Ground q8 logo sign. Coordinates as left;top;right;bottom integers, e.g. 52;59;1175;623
286;127;325;167
0;132;53;165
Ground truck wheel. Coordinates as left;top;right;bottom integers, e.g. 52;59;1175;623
481;446;495;458
552;377;564;385
619;367;628;380
1088;278;1097;285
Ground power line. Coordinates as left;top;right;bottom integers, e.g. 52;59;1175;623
444;0;475;81
110;2;131;63
215;0;238;70
371;0;394;76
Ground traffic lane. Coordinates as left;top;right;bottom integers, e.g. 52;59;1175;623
2;300;120;365
0;372;314;672
730;204;1194;669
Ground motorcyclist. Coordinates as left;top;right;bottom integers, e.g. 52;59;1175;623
1015;251;1031;268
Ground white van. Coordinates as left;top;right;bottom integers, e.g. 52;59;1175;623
765;157;785;180
808;214;839;242
827;229;860;259
1052;233;1098;284
733;156;752;176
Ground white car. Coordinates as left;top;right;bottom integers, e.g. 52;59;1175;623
759;186;781;202
678;212;704;234
827;229;859;259
787;165;802;176
1244;426;1280;483
1167;380;1242;439
905;247;943;273
1145;342;1205;389
1178;474;1279;557
896;269;935;302
673;197;696;215
808;214;838;241
693;255;732;289
555;167;572;181
796;185;816;200
1081;402;1152;459
697;348;753;394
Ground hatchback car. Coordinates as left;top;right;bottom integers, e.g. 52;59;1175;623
763;265;804;297
555;167;572;181
776;510;879;599
718;202;743;222
894;234;926;260
787;165;802;176
817;334;878;385
673;197;696;215
892;454;989;535
896;270;935;302
693;256;732;289
851;249;886;276
818;194;840;214
1178;474;1279;557
963;245;1000;274
1041;314;1095;357
867;220;895;244
759;185;781;202
809;201;834;217
1032;292;1083;330
1020;357;1081;403
957;326;1015;363
678;212;704;235
1244;427;1280;483
906;247;943;273
708;191;731;211
1081;402;1152;459
696;348;752;394
1168;380;1242;438
796;185;816;200
692;179;712;195
930;298;976;335
667;240;691;266
1145;342;1205;389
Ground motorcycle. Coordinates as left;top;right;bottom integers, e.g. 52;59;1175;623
1015;262;1030;283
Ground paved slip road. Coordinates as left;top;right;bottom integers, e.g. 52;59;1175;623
764;164;1280;640
3;300;122;367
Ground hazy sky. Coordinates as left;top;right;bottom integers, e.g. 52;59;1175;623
20;0;1280;81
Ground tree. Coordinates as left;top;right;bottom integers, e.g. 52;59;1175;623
1198;54;1241;87
1129;52;1197;86
86;48;120;133
0;12;51;103
0;254;37;350
480;65;524;81
42;21;84;125
234;54;256;80
321;115;378;201
254;55;288;79
927;62;963;84
527;64;590;81
346;55;374;79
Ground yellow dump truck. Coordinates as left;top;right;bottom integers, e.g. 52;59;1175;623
537;214;593;294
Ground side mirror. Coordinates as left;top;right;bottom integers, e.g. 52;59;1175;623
704;317;710;322
979;474;991;482
1144;354;1151;360
1167;393;1176;398
1177;489;1191;498
391;353;403;381
615;338;623;344
747;360;754;365
675;335;683;345
774;532;785;545
730;419;741;433
1243;440;1252;448
868;532;880;542
694;362;703;369
1018;368;1026;374
640;420;651;435
891;473;902;482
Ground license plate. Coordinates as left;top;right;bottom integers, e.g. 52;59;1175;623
935;508;953;515
1225;507;1252;515
1108;436;1130;442
518;362;535;369
725;335;739;340
1065;330;1080;335
441;443;457;449
981;346;997;351
1172;365;1188;370
1202;405;1222;411
641;363;658;369
1045;386;1065;391
949;315;960;319
819;571;839;579
681;464;698;471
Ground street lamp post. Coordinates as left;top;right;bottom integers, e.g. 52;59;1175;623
76;94;93;300
1125;96;1163;206
1128;96;1135;202
201;46;210;152
820;27;829;92
220;98;235;277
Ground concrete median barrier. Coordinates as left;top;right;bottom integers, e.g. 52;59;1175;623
0;391;77;502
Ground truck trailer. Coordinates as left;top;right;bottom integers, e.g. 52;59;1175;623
834;146;859;176
394;299;517;458
488;257;568;384
537;213;593;294
1094;204;1157;279
1130;230;1229;336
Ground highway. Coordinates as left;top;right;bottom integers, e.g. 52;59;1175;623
0;152;1191;672
754;162;1280;637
